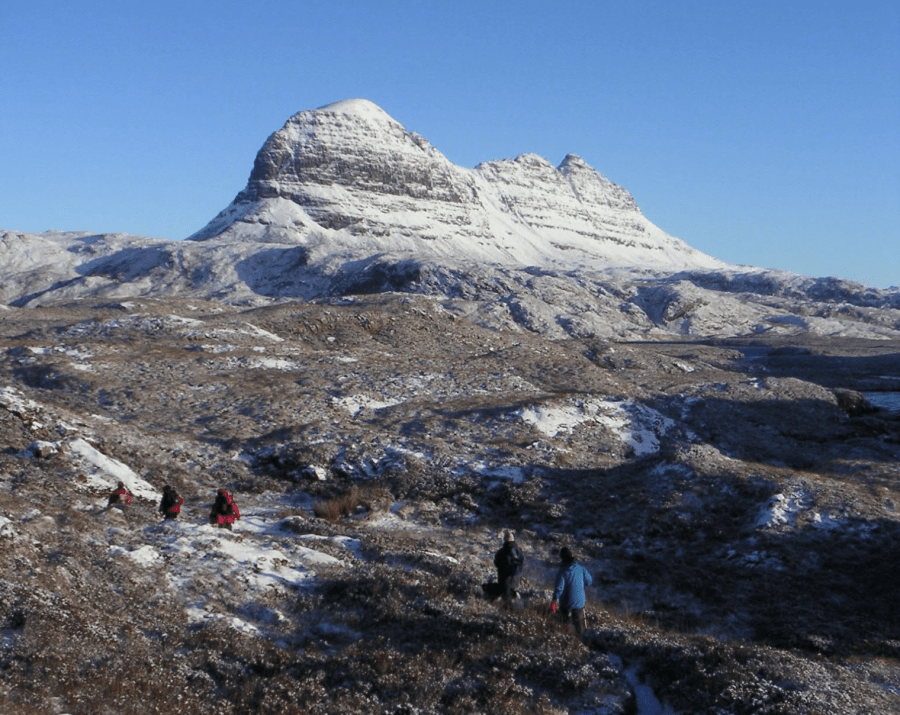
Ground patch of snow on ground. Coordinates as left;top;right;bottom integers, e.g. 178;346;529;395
520;403;593;437
214;533;341;572
333;394;402;416
110;544;160;566
239;321;284;342
65;437;159;500
200;343;236;353
810;510;843;530
623;402;676;456
756;487;811;529
153;519;350;633
229;356;299;371
0;386;43;416
474;462;527;484
520;398;675;456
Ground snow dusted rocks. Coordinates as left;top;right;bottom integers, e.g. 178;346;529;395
1;293;899;713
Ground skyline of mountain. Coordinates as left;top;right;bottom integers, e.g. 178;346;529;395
1;99;898;342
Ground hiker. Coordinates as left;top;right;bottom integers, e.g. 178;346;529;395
494;530;525;603
107;481;132;508
209;488;240;530
551;546;593;637
159;485;184;521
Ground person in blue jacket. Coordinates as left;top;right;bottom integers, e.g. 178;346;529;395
551;546;593;637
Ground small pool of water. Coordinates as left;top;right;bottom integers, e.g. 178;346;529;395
862;392;900;414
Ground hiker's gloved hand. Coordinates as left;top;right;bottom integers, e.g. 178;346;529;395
551;601;557;613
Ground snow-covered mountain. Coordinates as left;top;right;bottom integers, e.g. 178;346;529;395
1;99;898;339
189;99;722;274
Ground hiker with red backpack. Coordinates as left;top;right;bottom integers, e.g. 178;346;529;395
107;481;132;508
159;485;184;521
209;488;241;530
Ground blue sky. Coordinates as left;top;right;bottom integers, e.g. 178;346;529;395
2;0;898;288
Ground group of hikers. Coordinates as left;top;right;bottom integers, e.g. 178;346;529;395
493;530;594;637
108;483;591;634
106;482;241;529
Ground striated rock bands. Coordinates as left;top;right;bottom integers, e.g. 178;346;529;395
189;99;721;273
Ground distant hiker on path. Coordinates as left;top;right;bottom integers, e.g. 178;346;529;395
209;488;240;530
494;530;525;604
107;481;132;508
551;546;593;638
159;485;184;521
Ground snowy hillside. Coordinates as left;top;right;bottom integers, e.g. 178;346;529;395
2;226;898;340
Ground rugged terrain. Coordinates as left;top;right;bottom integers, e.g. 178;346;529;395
2;98;899;713
1;294;898;714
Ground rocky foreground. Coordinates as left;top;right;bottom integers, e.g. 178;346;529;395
1;295;899;714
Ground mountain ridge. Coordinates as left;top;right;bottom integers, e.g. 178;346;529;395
189;99;723;275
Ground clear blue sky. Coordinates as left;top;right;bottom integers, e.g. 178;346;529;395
2;0;898;288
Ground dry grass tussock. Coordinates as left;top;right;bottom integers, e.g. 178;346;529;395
312;484;392;522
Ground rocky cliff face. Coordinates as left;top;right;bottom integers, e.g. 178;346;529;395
189;99;723;273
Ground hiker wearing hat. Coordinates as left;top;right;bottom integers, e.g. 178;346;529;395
494;530;525;603
551;546;593;637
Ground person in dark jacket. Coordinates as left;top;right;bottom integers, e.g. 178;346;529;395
209;488;240;530
107;481;132;508
494;531;525;603
159;485;184;521
551;546;593;637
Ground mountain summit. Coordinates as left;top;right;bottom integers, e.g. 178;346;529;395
189;99;725;273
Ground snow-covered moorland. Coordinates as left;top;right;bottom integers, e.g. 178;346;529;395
1;295;898;714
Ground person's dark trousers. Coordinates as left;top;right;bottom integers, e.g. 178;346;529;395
559;607;586;637
500;574;520;601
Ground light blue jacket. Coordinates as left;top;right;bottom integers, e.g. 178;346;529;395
553;562;593;609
